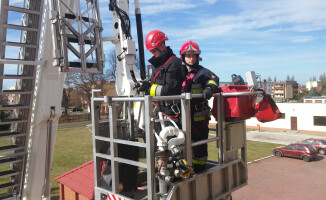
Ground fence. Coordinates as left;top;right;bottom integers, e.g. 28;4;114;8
59;113;110;124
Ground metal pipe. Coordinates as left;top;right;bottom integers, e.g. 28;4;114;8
192;137;220;147
134;0;146;80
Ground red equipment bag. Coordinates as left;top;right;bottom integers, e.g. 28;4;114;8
212;85;256;120
255;93;281;123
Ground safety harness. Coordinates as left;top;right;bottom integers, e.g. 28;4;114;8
150;56;180;119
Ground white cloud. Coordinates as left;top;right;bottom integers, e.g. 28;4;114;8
152;0;326;43
203;0;218;4
140;2;197;16
291;36;315;43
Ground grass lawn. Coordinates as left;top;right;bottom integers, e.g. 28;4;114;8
49;126;282;199
50;127;93;200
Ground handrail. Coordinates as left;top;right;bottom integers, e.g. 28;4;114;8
91;90;264;102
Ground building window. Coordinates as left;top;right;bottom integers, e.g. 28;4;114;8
314;116;326;126
315;100;322;103
305;100;312;103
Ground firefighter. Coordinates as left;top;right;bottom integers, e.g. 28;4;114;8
138;30;187;122
180;40;219;173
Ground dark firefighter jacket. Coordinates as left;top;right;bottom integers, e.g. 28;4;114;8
148;46;187;96
182;64;219;117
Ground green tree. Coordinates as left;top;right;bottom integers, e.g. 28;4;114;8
0;95;11;131
308;88;321;96
321;86;326;96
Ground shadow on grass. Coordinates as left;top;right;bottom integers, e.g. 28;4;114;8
51;187;60;200
51;187;59;192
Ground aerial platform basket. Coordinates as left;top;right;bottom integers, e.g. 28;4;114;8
91;90;262;200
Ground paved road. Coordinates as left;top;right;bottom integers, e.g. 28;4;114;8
247;130;326;145
232;130;326;200
232;155;326;200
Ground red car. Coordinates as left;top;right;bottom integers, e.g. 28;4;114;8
273;143;317;162
302;139;326;155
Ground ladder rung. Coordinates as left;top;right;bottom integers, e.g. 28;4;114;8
0;90;33;95
0;170;21;178
3;24;38;32
4;5;41;15
0;157;23;166
0;131;26;139
0;152;28;159
0;118;28;125
3;41;37;49
0;104;29;110
0;74;33;80
0;58;44;66
64;13;93;22
0;182;19;190
0;145;25;153
67;37;93;45
69;62;97;68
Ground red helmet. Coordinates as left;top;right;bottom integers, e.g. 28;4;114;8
145;30;168;50
180;40;201;56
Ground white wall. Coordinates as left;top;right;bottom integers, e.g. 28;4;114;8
209;98;326;132
246;103;326;132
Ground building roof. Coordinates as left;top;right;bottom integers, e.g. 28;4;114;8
55;160;94;200
304;96;326;99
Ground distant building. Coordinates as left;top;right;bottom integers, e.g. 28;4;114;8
304;96;326;103
272;82;285;98
262;80;273;95
244;103;326;133
271;81;298;100
306;81;321;91
8;86;16;104
284;80;298;99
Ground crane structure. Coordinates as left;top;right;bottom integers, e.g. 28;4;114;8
0;0;258;199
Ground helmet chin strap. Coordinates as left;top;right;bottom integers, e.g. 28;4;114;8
183;54;199;68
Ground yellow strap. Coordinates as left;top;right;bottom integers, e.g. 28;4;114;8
194;115;206;121
191;88;203;94
150;84;158;96
192;159;206;165
208;80;218;86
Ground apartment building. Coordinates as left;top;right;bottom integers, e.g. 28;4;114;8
272;82;285;98
272;81;298;99
306;80;321;91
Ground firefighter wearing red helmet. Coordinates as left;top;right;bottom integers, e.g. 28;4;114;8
138;30;187;115
181;40;220;173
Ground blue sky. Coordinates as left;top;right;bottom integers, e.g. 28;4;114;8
101;0;326;85
3;0;326;89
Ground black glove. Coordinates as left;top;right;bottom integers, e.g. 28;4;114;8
203;87;213;100
138;81;151;93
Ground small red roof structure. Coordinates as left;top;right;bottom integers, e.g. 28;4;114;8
55;160;94;200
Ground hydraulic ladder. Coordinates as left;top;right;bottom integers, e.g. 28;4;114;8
0;0;44;199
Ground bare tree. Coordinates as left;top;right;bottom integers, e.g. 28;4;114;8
68;73;109;112
106;48;142;82
69;88;83;108
62;73;75;115
319;72;326;86
106;49;117;81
